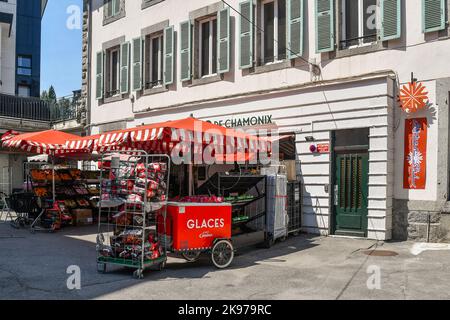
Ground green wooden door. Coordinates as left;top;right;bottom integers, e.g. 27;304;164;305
333;153;369;237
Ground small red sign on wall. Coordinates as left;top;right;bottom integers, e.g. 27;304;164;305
317;144;330;153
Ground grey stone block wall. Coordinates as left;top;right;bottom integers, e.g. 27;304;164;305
393;200;449;242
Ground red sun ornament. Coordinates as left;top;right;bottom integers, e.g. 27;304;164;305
398;82;429;113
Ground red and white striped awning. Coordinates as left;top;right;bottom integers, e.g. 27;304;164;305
65;118;271;155
1;130;87;156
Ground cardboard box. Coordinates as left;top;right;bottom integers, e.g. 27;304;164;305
72;209;93;226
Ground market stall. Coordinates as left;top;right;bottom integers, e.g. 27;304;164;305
5;118;298;278
1;130;100;232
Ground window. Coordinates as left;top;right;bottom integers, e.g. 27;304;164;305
142;0;164;10
199;17;218;77
105;47;120;98
18;85;31;97
340;0;377;49
17;55;32;76
144;33;164;89
261;0;287;64
105;0;121;18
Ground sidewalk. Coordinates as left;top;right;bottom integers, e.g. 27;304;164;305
0;220;449;300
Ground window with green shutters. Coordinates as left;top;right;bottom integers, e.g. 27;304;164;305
104;0;121;18
239;0;254;69
218;7;231;74
315;0;335;53
288;0;304;59
423;0;446;33
132;37;143;91
380;0;401;41
164;26;175;85
120;42;130;94
180;20;192;81
96;51;104;100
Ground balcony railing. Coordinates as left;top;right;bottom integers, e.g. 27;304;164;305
0;93;52;121
50;90;82;123
0;90;82;124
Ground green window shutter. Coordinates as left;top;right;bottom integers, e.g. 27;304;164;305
120;42;130;94
164;25;175;86
132;37;143;91
105;0;112;18
239;0;253;69
315;0;335;53
380;0;401;41
217;7;231;74
288;0;304;59
423;0;446;33
96;51;104;100
113;0;120;16
180;20;192;82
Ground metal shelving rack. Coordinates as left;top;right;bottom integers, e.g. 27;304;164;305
96;151;170;279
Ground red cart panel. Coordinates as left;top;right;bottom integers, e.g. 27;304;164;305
158;202;232;251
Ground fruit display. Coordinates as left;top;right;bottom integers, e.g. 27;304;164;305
74;185;89;195
30;169;48;181
70;169;82;180
27;168;103;227
33;187;51;197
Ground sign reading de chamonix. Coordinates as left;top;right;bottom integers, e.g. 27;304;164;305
210;115;273;128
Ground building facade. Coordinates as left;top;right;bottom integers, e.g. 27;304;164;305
83;0;450;242
0;0;48;194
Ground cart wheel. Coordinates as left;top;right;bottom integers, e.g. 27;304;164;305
158;261;166;271
211;240;234;269
264;235;274;248
30;228;36;235
182;251;201;262
134;269;144;279
97;263;106;274
10;220;19;229
280;236;287;242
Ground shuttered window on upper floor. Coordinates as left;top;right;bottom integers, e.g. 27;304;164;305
179;7;231;82
423;0;446;33
239;0;305;69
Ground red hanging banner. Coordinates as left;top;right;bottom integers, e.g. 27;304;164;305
403;118;427;189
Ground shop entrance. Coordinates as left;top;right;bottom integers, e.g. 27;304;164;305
332;129;369;237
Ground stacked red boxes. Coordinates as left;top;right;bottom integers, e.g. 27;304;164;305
158;202;232;251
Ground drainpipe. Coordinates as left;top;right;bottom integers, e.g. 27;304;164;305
427;213;431;243
84;0;93;136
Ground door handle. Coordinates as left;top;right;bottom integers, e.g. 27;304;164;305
334;185;339;206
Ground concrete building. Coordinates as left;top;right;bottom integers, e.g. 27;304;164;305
82;0;450;242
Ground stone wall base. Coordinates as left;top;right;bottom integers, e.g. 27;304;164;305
393;200;450;242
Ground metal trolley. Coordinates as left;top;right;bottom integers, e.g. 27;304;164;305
96;151;170;279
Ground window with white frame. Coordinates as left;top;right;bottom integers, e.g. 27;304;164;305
106;47;120;97
261;0;287;64
199;16;218;77
340;0;377;49
144;33;164;89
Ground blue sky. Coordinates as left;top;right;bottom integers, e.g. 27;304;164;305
41;0;82;98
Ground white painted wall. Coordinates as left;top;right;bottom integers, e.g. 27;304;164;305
129;75;395;240
87;0;450;239
89;0;450;125
0;0;17;95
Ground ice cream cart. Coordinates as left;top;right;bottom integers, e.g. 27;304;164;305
157;201;234;269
